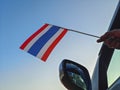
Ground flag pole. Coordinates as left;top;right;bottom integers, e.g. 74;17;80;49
68;29;100;38
47;23;100;38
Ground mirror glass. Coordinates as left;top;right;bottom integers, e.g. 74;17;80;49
66;63;87;90
67;71;87;90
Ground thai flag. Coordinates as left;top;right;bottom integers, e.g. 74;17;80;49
20;24;68;62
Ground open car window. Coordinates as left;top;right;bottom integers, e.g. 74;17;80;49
107;49;120;87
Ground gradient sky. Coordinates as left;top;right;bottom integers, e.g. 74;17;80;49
0;0;119;90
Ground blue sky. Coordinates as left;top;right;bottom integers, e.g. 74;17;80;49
0;0;119;90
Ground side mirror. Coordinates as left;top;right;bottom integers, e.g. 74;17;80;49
59;59;92;90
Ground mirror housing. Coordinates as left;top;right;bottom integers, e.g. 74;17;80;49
59;59;92;90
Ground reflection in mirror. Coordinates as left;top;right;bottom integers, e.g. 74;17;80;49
66;63;87;90
67;71;87;90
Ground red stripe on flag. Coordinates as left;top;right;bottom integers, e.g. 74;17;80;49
20;24;49;49
41;29;68;61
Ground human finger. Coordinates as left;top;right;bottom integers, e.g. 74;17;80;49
97;32;112;43
104;38;120;49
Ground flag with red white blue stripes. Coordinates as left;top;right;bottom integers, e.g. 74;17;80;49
20;24;68;62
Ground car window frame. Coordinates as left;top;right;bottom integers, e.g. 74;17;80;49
98;1;120;90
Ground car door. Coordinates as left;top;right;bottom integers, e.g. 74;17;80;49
92;1;120;90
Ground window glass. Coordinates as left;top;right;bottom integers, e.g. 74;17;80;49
107;50;120;87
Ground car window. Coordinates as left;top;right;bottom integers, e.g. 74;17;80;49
107;50;120;87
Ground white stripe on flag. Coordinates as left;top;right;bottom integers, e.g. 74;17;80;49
36;28;65;59
23;25;52;51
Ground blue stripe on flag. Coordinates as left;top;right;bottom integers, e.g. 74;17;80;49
28;26;60;56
